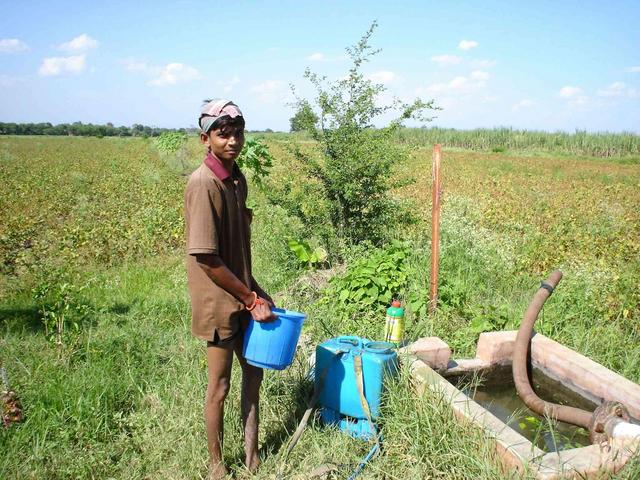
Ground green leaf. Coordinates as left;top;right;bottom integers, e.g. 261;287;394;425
470;317;493;334
288;239;311;262
379;291;392;304
410;298;424;310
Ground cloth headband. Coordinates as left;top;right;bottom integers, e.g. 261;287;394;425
199;99;243;133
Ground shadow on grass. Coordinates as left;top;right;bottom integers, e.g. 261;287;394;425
0;302;131;334
0;305;43;332
261;375;314;457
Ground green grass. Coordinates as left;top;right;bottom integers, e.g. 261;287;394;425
2;135;640;479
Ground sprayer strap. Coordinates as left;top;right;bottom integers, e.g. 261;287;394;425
353;355;374;427
540;282;555;295
351;354;382;479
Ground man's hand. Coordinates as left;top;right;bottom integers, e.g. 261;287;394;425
242;291;276;322
196;255;275;322
254;286;275;308
250;296;276;322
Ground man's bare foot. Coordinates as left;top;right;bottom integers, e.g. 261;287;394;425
246;453;261;473
207;462;228;480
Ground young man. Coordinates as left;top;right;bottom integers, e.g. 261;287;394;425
184;99;276;478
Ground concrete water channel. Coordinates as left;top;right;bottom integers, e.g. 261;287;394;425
405;331;640;478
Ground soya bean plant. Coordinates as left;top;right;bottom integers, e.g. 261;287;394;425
155;131;187;154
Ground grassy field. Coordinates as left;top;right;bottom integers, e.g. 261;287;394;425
1;134;639;479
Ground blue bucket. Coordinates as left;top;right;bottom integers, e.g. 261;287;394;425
242;308;306;370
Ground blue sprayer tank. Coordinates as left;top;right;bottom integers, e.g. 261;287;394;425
315;336;398;439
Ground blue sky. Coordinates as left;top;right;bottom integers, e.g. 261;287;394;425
1;0;639;132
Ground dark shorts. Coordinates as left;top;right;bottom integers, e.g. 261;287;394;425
206;327;242;348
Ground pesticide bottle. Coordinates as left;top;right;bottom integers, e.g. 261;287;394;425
384;300;404;346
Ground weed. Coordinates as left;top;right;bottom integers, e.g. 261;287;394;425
287;239;327;269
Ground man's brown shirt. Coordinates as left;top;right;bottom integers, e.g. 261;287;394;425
184;158;252;341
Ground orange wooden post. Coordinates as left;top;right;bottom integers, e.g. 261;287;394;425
429;144;442;315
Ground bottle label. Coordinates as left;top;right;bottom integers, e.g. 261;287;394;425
384;315;404;344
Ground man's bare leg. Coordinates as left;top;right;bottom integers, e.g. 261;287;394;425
205;342;234;479
235;341;263;472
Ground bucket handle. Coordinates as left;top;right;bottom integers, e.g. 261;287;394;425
337;336;362;347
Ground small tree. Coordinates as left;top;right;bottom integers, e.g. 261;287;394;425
290;21;437;247
289;101;318;132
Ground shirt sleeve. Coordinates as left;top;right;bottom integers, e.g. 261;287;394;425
185;177;221;255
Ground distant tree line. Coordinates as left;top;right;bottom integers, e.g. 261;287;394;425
0;122;194;138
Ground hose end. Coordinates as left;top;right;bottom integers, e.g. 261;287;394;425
545;270;563;290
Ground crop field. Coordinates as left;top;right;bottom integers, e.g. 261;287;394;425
395;128;640;158
1;134;639;479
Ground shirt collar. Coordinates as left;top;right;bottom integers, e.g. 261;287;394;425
204;151;232;181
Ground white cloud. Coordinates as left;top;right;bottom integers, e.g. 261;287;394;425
420;75;485;96
558;86;583;98
470;70;490;80
431;54;461;66
597;82;625;97
471;59;496;69
38;54;86;76
306;52;347;62
512;99;534;111
597;81;639;99
57;34;99;52
0;38;29;54
148;63;202;86
458;40;478;51
120;58;202;87
250;80;290;104
367;70;398;84
625;66;640;73
558;86;588;107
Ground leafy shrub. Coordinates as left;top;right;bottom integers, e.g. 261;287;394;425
264;150;336;256
289;22;437;248
33;278;91;345
237;137;273;185
325;240;411;314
